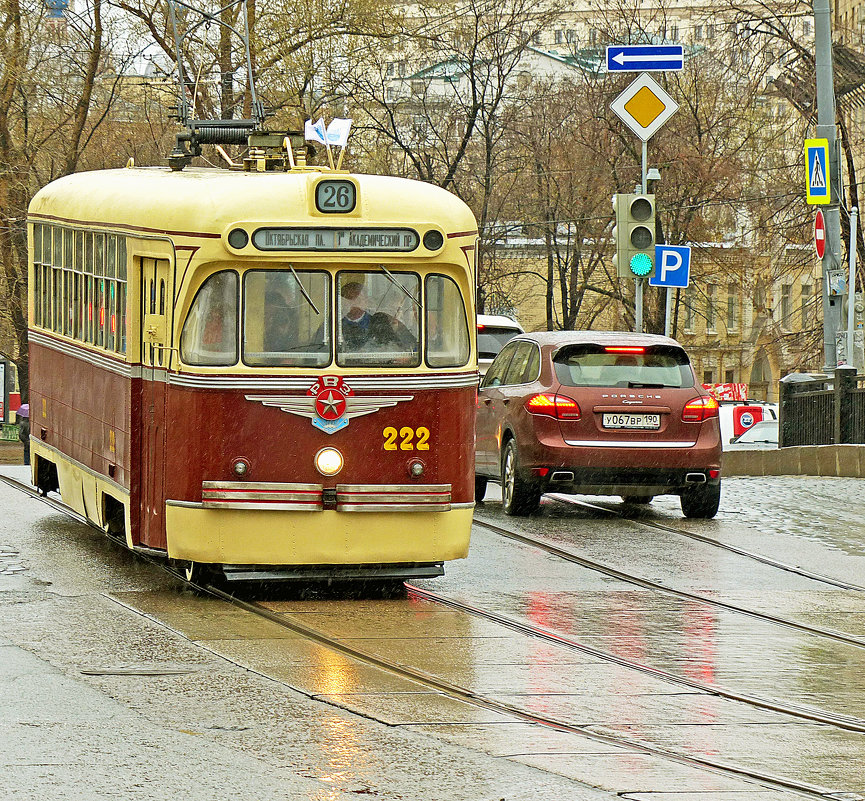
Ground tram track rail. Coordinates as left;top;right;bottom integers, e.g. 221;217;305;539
224;589;851;801
3;472;864;800
473;514;865;651
405;583;865;734
545;492;865;594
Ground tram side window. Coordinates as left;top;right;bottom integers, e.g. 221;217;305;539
243;270;330;367
336;270;420;367
32;224;127;355
425;274;470;368
32;225;42;326
180;271;238;366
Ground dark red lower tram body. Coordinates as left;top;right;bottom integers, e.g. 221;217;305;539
29;334;475;579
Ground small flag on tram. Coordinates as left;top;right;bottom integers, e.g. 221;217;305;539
325;118;352;147
304;118;328;145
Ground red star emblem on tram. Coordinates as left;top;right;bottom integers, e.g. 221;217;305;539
309;376;353;433
244;376;414;435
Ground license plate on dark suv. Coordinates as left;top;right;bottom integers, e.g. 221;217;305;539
602;413;661;429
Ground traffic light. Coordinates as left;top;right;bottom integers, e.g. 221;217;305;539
613;193;656;279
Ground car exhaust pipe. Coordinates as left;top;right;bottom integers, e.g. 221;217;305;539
550;471;574;482
685;472;707;484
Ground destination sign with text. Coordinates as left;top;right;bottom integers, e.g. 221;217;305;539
252;227;420;252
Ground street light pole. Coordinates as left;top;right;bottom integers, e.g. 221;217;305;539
814;0;844;369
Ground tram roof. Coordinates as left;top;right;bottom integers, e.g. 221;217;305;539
29;167;477;236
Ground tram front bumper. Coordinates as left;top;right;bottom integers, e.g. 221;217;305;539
164;502;473;566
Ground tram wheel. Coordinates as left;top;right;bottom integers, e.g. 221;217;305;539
475;475;488;503
501;440;540;516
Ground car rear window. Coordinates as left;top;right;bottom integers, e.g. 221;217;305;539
478;327;521;359
553;345;695;388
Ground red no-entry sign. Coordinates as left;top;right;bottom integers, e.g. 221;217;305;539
815;209;826;259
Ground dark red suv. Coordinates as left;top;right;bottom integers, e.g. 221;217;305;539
475;331;722;518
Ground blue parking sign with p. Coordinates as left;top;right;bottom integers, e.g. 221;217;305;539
649;245;691;288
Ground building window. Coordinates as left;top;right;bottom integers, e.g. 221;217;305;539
532;33;541;46
725;369;735;383
801;283;814;328
670;24;679;40
695;25;703;40
707;24;715;38
804;20;811;36
566;29;576;43
683;288;695;330
706;283;716;331
588;28;597;44
703;368;714;384
726;284;737;331
780;284;792;328
555;29;563;44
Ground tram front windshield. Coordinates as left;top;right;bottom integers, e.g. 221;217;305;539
180;268;470;369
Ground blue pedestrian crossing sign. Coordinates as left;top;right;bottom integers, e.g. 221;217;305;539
649;245;691;288
805;138;830;205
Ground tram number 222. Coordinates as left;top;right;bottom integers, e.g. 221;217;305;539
383;426;430;451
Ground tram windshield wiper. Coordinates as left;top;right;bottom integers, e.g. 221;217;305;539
288;264;320;315
379;264;421;309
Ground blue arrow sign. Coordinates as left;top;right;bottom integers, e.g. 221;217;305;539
649;245;691;288
606;45;684;72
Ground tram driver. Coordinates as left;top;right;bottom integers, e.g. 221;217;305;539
340;281;372;347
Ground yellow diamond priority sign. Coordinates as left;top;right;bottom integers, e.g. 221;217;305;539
611;73;679;142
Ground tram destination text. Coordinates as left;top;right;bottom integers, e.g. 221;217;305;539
252;227;420;252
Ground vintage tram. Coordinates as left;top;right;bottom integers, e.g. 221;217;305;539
27;156;478;582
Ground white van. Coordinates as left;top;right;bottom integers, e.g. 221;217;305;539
477;314;524;375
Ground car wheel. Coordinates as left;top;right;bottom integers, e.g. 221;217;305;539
622;496;653;505
680;481;721;519
501;440;540;516
475;475;488;503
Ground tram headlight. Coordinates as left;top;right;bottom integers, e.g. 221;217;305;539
423;229;444;251
227;228;249;249
314;447;344;476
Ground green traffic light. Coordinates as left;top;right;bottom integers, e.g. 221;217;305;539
629;252;652;277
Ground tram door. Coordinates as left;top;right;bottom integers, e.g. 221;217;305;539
138;257;173;549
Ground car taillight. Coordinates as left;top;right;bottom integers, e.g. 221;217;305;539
525;393;581;420
682;396;719;422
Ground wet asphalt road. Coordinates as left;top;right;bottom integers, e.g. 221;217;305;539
2;465;865;799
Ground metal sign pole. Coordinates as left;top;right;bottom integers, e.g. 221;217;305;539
847;207;858;363
664;288;673;336
814;0;843;369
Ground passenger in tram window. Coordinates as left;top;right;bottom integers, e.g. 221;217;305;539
263;291;295;354
340;280;372;346
368;312;401;348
